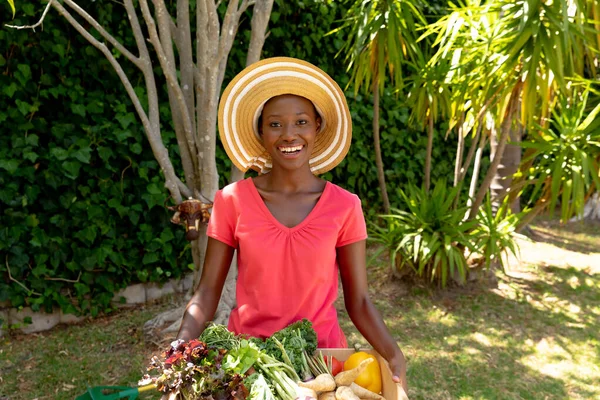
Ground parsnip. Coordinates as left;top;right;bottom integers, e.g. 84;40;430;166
334;359;373;387
349;383;384;400
317;391;336;400
296;386;318;399
298;373;336;393
335;386;360;400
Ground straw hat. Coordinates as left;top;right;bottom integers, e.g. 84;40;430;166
218;57;352;175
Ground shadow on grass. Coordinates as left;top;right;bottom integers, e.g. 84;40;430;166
525;219;600;254
343;263;600;400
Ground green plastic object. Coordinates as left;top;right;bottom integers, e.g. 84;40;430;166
75;384;155;400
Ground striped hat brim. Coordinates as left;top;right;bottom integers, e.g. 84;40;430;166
218;57;352;175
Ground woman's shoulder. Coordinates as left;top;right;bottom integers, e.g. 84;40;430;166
219;177;253;197
325;182;361;205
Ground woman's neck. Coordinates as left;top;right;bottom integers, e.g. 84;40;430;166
258;166;322;193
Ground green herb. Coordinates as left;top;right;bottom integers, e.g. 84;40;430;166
200;322;241;350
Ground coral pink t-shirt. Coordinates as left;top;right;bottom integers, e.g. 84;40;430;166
206;178;367;348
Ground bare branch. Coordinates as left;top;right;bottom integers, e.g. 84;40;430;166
62;0;141;67
5;256;42;296
5;0;53;30
174;0;198;189
239;0;255;15
140;0;199;168
196;0;210;104
152;0;199;179
176;0;196;131
177;177;193;199
45;271;81;283
123;0;159;131
51;0;183;202
245;0;274;66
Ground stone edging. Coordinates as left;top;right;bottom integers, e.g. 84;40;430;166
0;274;193;336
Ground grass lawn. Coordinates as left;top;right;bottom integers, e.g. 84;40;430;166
1;219;598;400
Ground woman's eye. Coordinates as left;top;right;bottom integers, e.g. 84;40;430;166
269;122;281;127
297;120;307;125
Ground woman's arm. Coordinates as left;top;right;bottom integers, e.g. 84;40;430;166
176;237;236;341
337;240;407;391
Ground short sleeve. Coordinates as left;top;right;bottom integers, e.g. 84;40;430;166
336;195;368;247
206;190;238;248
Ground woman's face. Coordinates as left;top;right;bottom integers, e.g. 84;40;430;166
259;94;321;172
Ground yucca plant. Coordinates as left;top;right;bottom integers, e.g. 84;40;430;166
369;181;476;287
521;88;600;222
470;195;523;272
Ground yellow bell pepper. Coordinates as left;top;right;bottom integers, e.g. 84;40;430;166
343;351;382;394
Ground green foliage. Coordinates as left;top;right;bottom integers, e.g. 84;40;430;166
471;196;522;271
332;0;426;93
522;88;600;221
370;181;475;286
0;2;191;316
370;181;524;286
5;0;15;18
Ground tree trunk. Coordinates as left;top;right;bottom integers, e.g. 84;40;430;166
490;103;523;214
373;76;391;214
467;83;523;221
424;112;433;193
466;133;487;209
453;123;465;187
229;0;274;185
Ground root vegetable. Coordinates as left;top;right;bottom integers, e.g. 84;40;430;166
335;386;360;400
349;383;384;400
298;374;336;393
334;359;373;387
317;391;336;400
296;386;318;399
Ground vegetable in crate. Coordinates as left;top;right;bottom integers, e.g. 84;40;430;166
342;352;382;394
259;319;318;381
143;339;248;400
142;331;302;400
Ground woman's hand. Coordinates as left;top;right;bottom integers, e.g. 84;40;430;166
387;351;406;384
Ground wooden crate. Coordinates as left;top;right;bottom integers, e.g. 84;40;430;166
319;348;409;400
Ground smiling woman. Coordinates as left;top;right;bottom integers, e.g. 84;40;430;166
176;57;408;391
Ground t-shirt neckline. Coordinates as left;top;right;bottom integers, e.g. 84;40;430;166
247;178;330;233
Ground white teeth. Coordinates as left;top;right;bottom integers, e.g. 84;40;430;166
279;145;303;153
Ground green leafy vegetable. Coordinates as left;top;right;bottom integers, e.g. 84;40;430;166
260;319;318;381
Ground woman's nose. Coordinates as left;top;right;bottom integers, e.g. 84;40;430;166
281;124;297;139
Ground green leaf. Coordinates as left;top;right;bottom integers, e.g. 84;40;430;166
25;134;39;147
72;147;92;164
3;82;18;98
116;113;136;129
62;161;81;179
142;252;160;265
70;103;86;117
16;64;31;83
15;100;32;116
26;214;39;227
0;159;20;174
50;147;69;161
22;151;38;162
130;143;142;154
